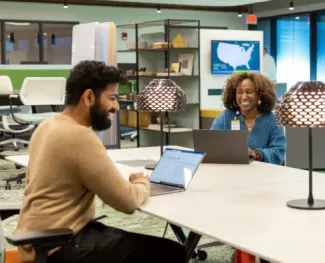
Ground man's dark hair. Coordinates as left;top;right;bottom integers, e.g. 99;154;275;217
65;60;127;105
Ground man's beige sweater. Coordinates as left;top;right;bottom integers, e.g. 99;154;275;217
14;113;150;263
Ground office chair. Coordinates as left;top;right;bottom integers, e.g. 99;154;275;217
0;205;73;263
0;76;35;150
9;77;66;126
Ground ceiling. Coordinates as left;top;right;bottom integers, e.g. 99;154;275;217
96;0;272;7
9;0;273;12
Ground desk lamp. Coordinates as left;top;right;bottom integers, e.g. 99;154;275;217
136;79;187;170
276;81;325;210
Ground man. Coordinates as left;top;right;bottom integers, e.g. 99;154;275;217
262;46;276;82
14;60;186;263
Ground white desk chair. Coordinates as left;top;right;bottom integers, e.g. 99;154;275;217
10;77;66;126
0;76;34;149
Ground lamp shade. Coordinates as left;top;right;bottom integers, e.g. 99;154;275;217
136;79;187;112
276;81;325;128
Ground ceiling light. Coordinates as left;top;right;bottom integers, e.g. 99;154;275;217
157;5;161;13
289;1;294;10
6;22;31;26
64;0;68;8
238;12;242;17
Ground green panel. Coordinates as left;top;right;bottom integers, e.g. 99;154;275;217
0;69;70;90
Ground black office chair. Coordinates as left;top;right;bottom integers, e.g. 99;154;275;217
0;205;74;263
5;228;74;263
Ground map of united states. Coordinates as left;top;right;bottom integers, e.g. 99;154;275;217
217;42;255;70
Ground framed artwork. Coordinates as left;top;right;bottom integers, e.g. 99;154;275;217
178;53;195;75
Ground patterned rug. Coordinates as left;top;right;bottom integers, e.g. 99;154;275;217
0;148;238;263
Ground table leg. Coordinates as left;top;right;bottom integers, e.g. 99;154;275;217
169;224;207;261
184;231;202;262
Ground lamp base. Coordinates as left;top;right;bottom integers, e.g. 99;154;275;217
287;199;325;210
145;163;157;170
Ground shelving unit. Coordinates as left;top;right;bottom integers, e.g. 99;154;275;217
117;19;200;148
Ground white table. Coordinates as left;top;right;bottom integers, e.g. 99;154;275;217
6;146;325;263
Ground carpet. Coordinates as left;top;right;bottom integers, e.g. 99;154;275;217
0;148;238;263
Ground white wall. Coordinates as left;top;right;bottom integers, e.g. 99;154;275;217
0;2;247;29
200;29;263;110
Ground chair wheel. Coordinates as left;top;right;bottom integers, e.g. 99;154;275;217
17;180;22;184
5;184;11;190
197;250;207;261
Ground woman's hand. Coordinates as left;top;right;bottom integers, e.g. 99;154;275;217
248;148;257;159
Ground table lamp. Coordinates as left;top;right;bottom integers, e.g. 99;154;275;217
276;81;325;210
136;79;187;170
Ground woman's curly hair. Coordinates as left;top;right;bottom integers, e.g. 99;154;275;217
222;72;276;114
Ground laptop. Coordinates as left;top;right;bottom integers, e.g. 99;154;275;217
193;130;253;164
149;148;205;196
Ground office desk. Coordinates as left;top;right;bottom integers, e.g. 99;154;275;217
6;146;325;263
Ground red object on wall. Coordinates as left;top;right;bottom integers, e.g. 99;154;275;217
122;32;128;40
246;14;257;25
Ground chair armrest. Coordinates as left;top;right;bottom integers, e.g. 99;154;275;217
9;94;19;99
8;94;32;126
6;228;74;247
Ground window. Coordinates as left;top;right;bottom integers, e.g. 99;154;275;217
43;23;74;64
317;13;325;82
5;22;40;64
276;14;310;89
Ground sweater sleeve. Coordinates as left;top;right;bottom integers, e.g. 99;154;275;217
210;110;226;130
71;128;150;214
255;124;286;165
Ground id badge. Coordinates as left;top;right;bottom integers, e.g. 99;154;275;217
231;120;240;130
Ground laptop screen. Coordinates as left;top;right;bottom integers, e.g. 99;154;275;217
150;148;205;189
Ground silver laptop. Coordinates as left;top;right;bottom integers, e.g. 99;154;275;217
193;130;253;164
150;148;205;196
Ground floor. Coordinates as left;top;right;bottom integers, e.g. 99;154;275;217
0;143;238;263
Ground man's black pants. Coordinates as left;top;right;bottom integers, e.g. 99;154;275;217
49;220;186;263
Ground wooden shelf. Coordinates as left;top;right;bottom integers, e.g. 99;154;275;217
127;75;199;79
140;127;192;133
118;48;199;53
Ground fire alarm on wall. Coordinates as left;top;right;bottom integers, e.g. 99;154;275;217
122;32;128;40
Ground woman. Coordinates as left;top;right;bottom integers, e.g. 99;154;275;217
211;72;286;165
211;72;286;263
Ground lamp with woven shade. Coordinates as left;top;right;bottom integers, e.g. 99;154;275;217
276;81;325;210
136;79;187;170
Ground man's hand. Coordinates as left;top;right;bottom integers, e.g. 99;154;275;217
129;173;149;184
248;148;256;159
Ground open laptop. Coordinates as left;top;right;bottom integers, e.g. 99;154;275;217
193;130;253;164
149;148;205;196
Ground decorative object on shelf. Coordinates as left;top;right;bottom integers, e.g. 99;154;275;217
128;110;152;128
178;53;195;75
173;34;186;48
152;42;168;49
119;110;128;126
170;62;181;73
136;79;187;169
276;81;325;210
156;113;168;124
127;41;148;50
156;72;184;76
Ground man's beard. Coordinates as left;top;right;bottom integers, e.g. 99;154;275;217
90;100;115;131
